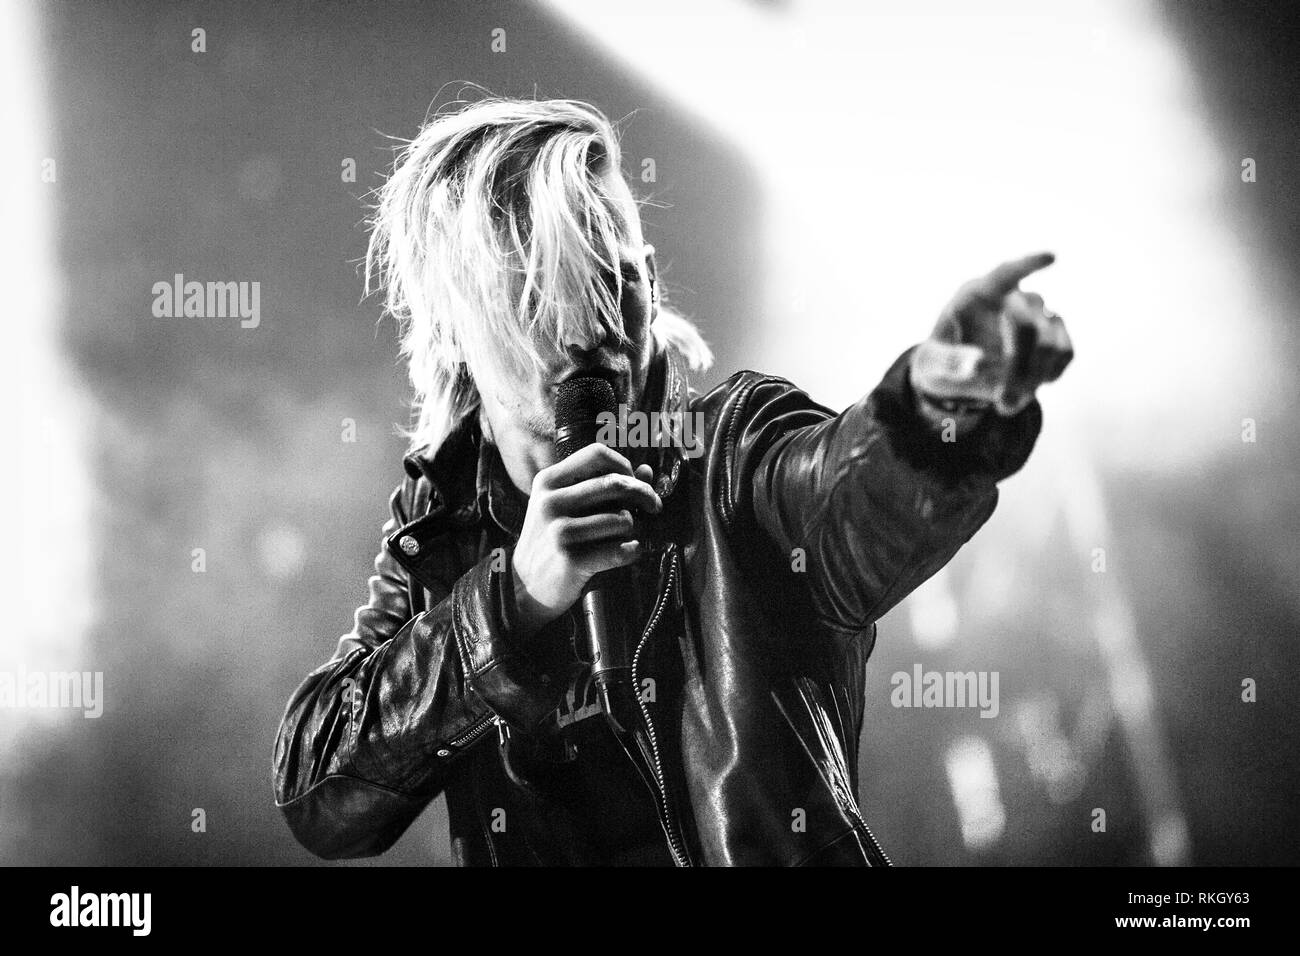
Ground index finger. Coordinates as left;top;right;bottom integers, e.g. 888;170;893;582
976;252;1056;299
537;441;632;490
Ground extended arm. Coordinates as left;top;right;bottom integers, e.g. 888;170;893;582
734;254;1072;628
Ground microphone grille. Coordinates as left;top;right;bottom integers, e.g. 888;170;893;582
555;376;617;430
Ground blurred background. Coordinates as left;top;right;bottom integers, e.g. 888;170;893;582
2;0;1296;865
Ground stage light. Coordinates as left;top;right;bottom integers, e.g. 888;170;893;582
944;735;1007;851
0;0;95;703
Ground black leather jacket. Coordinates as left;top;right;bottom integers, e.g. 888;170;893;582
272;342;1041;865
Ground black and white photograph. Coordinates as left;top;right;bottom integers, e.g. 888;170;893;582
1;0;1297;937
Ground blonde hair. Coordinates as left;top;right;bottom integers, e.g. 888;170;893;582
364;92;713;455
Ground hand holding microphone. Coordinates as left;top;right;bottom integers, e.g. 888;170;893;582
508;408;661;645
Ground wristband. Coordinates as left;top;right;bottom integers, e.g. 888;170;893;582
916;389;991;418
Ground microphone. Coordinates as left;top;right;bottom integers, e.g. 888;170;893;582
554;375;633;690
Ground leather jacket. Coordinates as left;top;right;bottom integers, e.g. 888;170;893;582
272;342;1041;865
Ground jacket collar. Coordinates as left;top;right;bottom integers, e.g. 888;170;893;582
401;341;692;534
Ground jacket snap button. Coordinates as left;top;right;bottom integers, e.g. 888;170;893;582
436;747;451;757
398;535;420;556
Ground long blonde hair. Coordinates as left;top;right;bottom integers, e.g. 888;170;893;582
364;93;712;455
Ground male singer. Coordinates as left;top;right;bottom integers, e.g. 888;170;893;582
272;96;1072;865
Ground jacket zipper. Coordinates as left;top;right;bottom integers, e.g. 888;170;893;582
631;545;692;867
837;762;893;865
858;816;893;866
448;553;889;867
847;806;889;868
447;713;497;750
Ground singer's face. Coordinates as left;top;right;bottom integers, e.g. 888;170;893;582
475;174;658;495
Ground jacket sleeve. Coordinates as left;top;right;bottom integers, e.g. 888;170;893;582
730;345;1042;629
271;480;549;860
